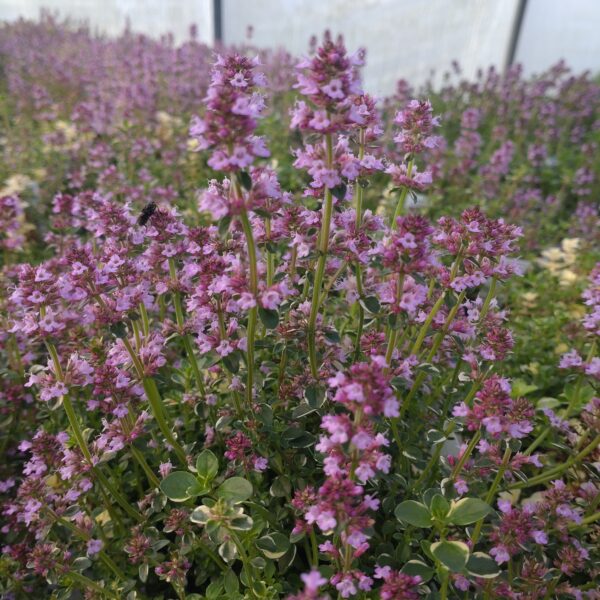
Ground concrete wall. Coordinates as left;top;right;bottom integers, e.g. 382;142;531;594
0;0;214;44
222;0;520;96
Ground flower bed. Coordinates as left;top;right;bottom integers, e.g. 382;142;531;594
0;18;599;600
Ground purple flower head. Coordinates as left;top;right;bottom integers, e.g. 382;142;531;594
189;54;269;172
393;99;442;155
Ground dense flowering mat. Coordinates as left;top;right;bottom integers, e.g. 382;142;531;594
0;18;599;600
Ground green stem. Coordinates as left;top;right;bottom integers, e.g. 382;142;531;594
130;445;160;488
45;341;142;522
411;422;457;491
308;132;334;378
402;289;467;413
451;430;482;481
353;129;366;360
471;445;512;544
309;529;319;567
319;261;347;306
239;207;258;410
384;274;405;368
410;292;446;356
195;539;228;572
139;302;150;337
265;217;274;287
573;510;600;528
512;433;600;490
353;296;364;361
439;568;449;600
479;277;497;320
64;572;119;599
168;258;206;397
229;530;256;590
143;377;188;465
390;159;414;225
183;334;205;395
121;335;188;465
48;510;127;580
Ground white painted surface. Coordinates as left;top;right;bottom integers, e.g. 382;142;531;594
515;0;600;75
222;0;520;96
0;0;214;44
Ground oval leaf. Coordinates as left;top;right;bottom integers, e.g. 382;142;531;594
216;477;253;504
258;307;279;329
219;539;238;562
256;533;290;559
196;449;219;481
447;498;492;526
430;494;450;520
160;471;198;502
395;501;433;528
431;540;469;572
466;552;501;579
400;560;434;582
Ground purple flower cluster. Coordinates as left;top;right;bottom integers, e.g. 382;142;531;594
291;358;403;598
189;54;269;171
559;263;600;379
453;375;534;439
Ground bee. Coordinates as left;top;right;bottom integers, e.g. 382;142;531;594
138;201;157;226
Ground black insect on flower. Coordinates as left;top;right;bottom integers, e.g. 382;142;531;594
138;201;157;226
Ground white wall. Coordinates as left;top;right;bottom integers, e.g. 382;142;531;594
516;0;600;76
0;0;214;44
222;0;521;97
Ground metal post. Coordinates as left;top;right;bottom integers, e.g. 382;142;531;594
505;0;528;70
214;0;223;43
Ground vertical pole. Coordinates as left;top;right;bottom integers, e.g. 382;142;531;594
214;0;223;44
505;0;528;70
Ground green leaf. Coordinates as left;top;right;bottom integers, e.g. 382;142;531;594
536;396;560;410
330;182;347;200
269;475;292;498
255;533;290;559
186;480;211;497
395;501;433;528
229;515;254;531
218;215;232;236
426;429;446;445
72;557;91;571
430;494;451;520
219;540;238;563
279;544;297;572
282;426;316;448
196;449;219;481
510;378;538;398
431;540;469;572
400;560;434;583
447;498;492;525
466;552;501;578
160;471;198;502
222;350;240;374
239;171;253;191
216;477;253;504
360;295;381;314
324;328;341;343
224;569;240;595
304;385;325;408
205;581;224;600
258;307;279;329
292;403;318;419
